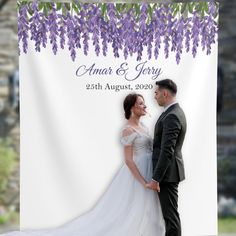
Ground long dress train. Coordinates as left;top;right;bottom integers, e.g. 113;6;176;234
1;125;165;236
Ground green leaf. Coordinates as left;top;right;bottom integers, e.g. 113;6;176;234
77;2;81;10
62;3;67;16
64;3;71;11
194;2;201;12
101;3;107;18
38;2;44;11
181;2;187;14
171;3;177;12
176;4;180;13
104;12;109;22
173;4;179;18
17;1;24;10
134;3;141;17
121;3;127;12
148;4;154;20
43;4;48;16
20;1;27;6
27;2;33;16
200;2;205;19
126;3;133;13
115;3;121;14
188;2;193;14
199;2;208;19
16;0;219;22
204;1;209;14
56;2;62;11
72;3;79;15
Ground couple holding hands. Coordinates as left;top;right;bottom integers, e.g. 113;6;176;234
3;79;186;236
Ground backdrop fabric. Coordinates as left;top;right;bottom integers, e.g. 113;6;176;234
17;2;218;236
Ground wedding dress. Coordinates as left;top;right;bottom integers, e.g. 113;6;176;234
2;125;165;236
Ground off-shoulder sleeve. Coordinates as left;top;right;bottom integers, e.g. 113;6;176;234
120;127;137;146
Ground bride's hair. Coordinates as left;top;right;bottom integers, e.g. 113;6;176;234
123;93;144;120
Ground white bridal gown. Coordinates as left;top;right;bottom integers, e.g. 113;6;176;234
2;125;165;236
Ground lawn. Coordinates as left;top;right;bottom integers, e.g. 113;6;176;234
219;217;236;234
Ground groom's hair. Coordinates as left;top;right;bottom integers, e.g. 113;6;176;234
156;79;177;95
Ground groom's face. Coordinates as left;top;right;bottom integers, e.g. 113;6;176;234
155;86;165;106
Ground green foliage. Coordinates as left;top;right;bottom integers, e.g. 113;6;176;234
218;155;236;199
0;210;19;225
0;213;10;225
218;217;236;233
0;139;16;193
16;1;219;20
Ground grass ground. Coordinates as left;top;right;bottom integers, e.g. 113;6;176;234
219;217;236;234
1;216;236;234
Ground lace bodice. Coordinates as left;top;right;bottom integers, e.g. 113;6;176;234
120;124;153;156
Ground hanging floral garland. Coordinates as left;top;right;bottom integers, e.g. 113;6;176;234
17;1;219;64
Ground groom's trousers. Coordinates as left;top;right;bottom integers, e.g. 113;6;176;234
158;182;181;236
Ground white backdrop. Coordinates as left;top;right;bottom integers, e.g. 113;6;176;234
20;39;218;236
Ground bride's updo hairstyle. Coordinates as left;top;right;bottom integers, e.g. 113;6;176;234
123;93;144;120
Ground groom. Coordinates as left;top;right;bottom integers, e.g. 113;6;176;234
146;79;186;236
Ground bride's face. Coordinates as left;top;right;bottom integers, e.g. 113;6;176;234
132;96;147;117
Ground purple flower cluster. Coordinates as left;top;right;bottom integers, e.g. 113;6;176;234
18;4;29;54
18;2;218;64
201;1;218;55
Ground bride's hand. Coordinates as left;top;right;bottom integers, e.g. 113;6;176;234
143;181;148;188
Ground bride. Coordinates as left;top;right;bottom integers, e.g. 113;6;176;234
2;93;165;236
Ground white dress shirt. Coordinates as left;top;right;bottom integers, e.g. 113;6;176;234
163;101;178;112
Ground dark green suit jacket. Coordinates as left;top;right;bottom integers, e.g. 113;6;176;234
152;103;186;183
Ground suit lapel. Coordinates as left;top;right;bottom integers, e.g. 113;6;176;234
154;103;179;135
161;103;179;119
157;103;179;122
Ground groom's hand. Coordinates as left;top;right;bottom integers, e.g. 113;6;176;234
146;180;160;192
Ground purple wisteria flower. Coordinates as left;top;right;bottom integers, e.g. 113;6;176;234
107;3;119;58
89;5;101;56
121;10;135;59
146;22;154;60
175;17;185;64
58;14;66;50
121;12;130;59
100;17;108;57
47;3;58;55
76;5;86;52
18;4;29;54
73;15;82;49
153;7;164;60
136;3;148;61
29;1;48;52
29;1;40;51
191;11;201;58
201;1;218;55
65;12;76;61
163;4;173;59
184;18;191;53
38;13;48;50
17;2;218;63
170;18;177;52
139;3;148;41
81;4;90;56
